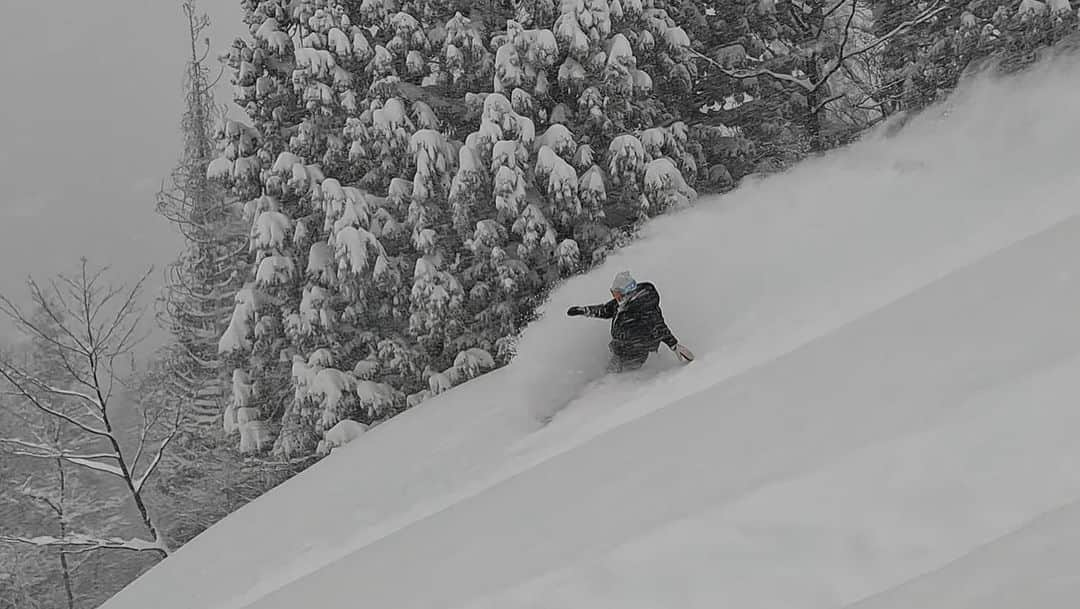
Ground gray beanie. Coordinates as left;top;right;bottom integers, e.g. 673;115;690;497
611;271;637;293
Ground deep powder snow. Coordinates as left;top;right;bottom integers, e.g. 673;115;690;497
102;50;1080;609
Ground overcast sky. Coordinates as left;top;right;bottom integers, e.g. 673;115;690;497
0;1;243;348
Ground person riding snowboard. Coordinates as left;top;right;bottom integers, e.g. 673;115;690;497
567;271;695;372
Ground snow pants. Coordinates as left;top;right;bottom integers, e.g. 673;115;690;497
607;340;656;373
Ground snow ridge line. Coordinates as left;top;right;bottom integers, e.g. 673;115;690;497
222;209;1080;609
839;497;1080;609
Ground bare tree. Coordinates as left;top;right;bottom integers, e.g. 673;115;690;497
0;260;178;558
17;421;78;609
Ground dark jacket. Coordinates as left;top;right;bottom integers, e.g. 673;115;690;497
580;282;678;358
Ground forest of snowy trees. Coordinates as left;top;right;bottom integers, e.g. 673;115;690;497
2;0;1078;606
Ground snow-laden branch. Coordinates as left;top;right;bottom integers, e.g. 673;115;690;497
2;438;125;477
8;369;103;411
0;438;114;463
0;532;165;555
64;456;125;477
0;367;113;439
686;47;815;90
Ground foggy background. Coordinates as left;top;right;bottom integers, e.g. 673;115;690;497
0;1;244;350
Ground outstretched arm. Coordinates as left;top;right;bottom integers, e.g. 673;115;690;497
567;299;617;319
653;315;678;348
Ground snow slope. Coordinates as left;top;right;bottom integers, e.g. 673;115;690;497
103;51;1080;609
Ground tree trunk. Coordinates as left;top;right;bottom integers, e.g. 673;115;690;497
805;53;825;153
805;0;826;153
57;461;76;609
95;373;169;557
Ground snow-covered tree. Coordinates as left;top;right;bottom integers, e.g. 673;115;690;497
681;0;941;154
213;0;472;457
446;2;700;360
209;0;705;456
873;0;1078;114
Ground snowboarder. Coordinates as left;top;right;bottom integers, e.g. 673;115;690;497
567;271;695;372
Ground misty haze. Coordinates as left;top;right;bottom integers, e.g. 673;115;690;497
3;1;1080;608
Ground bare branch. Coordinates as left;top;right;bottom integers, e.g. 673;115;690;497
813;91;847;114
686;47;815;90
95;267;153;355
131;409;153;473
14;476;62;516
135;402;184;494
813;0;862;96
0;289;86;358
208;63;227;89
843;1;949;62
821;0;852;26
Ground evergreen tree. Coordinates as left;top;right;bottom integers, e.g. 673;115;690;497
158;0;249;427
873;0;1078;115
211;0;702;459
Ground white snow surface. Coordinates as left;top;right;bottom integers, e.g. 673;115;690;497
104;54;1080;609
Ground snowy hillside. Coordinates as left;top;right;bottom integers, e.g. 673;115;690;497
102;52;1080;609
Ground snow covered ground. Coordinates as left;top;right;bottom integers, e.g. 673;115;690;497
102;52;1080;609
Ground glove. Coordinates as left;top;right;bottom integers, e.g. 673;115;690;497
567;306;585;317
670;343;695;363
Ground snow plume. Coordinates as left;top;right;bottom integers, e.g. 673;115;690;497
507;50;1080;420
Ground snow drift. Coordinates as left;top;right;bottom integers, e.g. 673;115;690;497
103;50;1080;609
